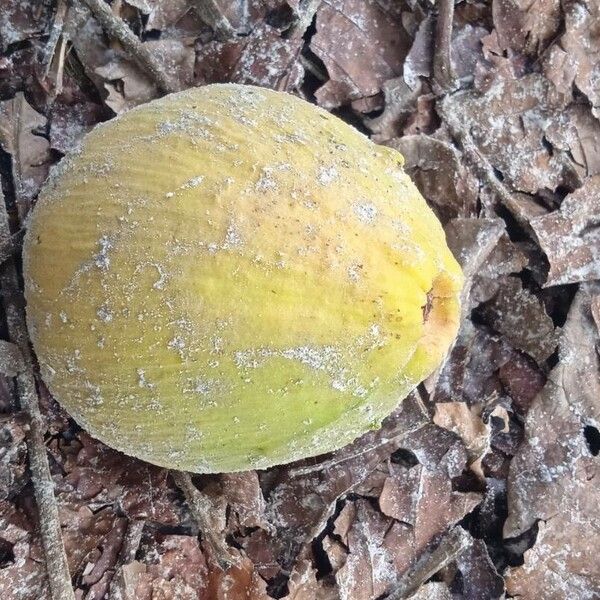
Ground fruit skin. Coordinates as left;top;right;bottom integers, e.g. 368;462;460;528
23;84;462;473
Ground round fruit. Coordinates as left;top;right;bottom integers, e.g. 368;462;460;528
23;84;462;473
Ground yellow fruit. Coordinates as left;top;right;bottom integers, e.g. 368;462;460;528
23;84;462;473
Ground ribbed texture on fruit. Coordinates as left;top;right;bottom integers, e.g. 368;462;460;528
23;84;462;473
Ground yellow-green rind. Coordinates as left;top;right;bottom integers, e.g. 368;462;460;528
23;84;462;473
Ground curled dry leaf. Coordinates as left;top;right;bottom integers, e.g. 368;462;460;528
365;77;421;143
433;319;513;410
205;552;269;600
332;425;480;596
504;282;600;596
68;9;193;113
330;431;480;599
443;217;505;302
220;471;270;532
403;17;488;90
529;176;600;287
310;0;410;109
97;40;194;114
333;500;404;599
403;15;434;91
138;0;206;35
387;135;478;224
282;559;323;600
433;402;490;479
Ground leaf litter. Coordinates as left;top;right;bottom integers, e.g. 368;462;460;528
1;0;600;598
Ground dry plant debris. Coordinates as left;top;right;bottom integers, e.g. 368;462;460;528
0;0;599;598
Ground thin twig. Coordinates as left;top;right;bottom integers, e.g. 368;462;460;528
41;0;69;78
432;0;458;94
171;471;237;570
0;190;75;600
385;527;471;599
192;0;236;40
287;0;322;39
77;0;178;94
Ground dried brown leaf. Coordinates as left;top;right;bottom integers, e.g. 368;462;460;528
195;22;303;90
387;135;478;224
442;74;571;194
143;0;205;35
58;433;182;524
60;504;124;575
546;105;600;179
220;471;270;532
333;500;401;598
479;276;559;362
283;559;322;600
529;176;600;286
444;217;505;294
0;0;49;49
506;515;600;599
49;100;105;154
332;443;480;599
559;1;600;117
433;402;490;479
432;320;512;407
403;15;434;90
407;582;452;599
404;17;488;90
366;77;421;143
111;535;209;600
96;40;194;113
310;0;410;109
504;282;600;596
262;394;427;572
492;0;561;55
454;538;504;599
498;351;546;414
205;553;269;600
0;502;49;598
470;233;529;305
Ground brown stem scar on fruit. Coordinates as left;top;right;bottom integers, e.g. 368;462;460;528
423;289;434;323
23;83;463;474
